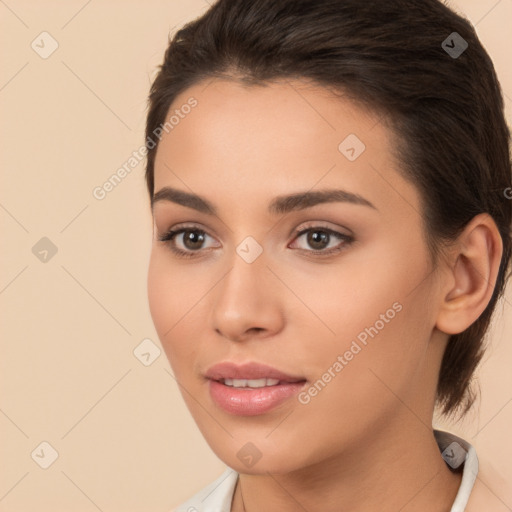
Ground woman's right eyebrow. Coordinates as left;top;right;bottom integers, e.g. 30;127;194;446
151;186;378;215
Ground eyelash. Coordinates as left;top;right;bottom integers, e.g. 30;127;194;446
157;223;354;259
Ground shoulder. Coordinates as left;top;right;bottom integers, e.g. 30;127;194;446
172;468;239;512
464;466;510;512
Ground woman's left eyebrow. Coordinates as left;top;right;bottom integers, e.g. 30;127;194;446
151;186;378;215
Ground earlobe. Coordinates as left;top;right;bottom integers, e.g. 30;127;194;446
435;213;503;335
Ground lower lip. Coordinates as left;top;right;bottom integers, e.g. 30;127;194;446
208;379;307;416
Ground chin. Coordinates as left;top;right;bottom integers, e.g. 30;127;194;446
206;438;309;475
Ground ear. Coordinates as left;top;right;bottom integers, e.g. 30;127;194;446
435;213;503;335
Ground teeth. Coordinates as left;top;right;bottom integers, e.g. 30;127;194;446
223;378;280;388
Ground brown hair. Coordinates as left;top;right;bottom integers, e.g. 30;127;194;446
145;0;512;420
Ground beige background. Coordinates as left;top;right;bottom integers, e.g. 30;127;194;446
0;1;511;510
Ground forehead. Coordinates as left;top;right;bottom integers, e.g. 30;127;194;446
156;78;382;162
152;78;421;219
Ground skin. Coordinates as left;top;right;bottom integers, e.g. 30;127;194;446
147;78;502;512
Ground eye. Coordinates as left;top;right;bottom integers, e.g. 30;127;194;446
289;225;354;256
157;223;354;259
157;225;219;258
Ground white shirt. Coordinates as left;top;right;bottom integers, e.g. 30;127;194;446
174;429;478;512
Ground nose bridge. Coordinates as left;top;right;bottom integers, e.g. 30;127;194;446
217;238;268;315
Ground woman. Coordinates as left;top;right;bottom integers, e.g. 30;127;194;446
145;0;511;510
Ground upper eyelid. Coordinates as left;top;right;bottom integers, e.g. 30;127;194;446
159;220;350;237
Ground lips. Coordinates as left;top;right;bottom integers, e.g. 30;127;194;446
204;361;306;383
205;362;308;415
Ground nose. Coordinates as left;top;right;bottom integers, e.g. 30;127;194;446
210;247;285;343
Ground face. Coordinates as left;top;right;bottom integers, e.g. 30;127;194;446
147;78;446;474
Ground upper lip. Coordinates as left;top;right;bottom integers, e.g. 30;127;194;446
205;362;306;383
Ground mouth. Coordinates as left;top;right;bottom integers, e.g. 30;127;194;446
205;361;308;415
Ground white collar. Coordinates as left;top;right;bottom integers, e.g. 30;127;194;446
175;429;478;512
434;429;478;511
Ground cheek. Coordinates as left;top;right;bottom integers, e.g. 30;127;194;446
147;252;187;360
297;243;432;387
147;251;172;334
281;248;410;352
319;286;434;424
147;250;207;376
147;249;200;329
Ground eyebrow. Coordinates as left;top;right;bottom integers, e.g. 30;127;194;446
151;186;378;215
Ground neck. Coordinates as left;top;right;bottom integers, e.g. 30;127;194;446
232;418;462;512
